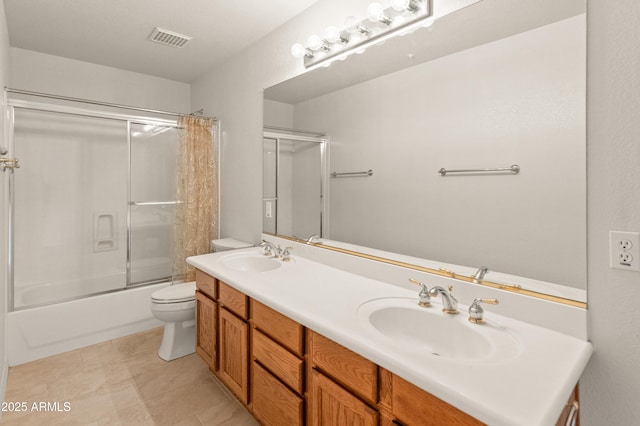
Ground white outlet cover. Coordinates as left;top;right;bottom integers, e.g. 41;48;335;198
610;230;640;271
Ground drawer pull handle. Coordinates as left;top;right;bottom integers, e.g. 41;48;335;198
565;401;579;426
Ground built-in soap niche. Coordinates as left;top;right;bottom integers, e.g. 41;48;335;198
93;212;117;252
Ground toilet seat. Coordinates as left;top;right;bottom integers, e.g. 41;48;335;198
151;282;196;304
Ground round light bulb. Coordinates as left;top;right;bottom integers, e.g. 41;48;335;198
367;2;385;22
307;35;323;51
290;43;307;59
344;16;358;32
391;0;409;11
324;26;340;43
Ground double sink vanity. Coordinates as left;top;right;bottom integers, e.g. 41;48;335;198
186;236;592;426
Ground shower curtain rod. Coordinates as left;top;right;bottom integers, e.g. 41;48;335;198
5;87;216;121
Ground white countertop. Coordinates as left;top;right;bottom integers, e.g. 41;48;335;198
187;247;592;426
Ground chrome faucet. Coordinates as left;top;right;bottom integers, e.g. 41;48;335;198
281;246;293;261
260;240;282;258
472;266;489;282
408;278;431;307
429;286;459;314
305;234;320;244
468;298;499;324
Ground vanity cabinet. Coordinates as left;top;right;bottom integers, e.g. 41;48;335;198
193;269;580;426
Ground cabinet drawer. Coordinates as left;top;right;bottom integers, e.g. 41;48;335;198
195;269;216;299
252;328;304;394
252;361;304;426
218;281;248;319
251;300;304;356
392;374;483;426
309;331;378;405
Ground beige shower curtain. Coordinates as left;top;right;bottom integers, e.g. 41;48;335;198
173;115;218;282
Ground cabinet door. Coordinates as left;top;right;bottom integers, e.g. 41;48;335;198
218;307;249;404
195;290;216;370
309;369;378;426
252;361;304;426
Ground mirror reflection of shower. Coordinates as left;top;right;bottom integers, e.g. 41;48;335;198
8;94;181;310
262;129;328;240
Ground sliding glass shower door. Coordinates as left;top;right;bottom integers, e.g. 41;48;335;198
13;109;128;308
10;107;179;309
129;122;177;284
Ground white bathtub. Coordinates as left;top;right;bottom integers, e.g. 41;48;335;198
7;282;169;366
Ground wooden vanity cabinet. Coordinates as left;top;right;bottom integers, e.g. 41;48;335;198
217;281;250;404
194;269;580;426
195;270;217;371
250;300;305;426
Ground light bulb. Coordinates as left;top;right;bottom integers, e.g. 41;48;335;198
391;0;409;11
307;34;324;51
344;16;358;32
392;0;422;12
291;43;307;58
324;26;340;43
367;2;391;24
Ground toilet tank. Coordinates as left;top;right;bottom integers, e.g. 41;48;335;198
211;238;252;252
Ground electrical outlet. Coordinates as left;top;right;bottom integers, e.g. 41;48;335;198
610;231;640;271
619;252;633;265
619;239;633;250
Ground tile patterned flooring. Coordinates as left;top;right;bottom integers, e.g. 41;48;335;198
1;328;258;425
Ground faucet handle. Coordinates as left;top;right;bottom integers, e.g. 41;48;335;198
282;246;293;261
468;298;499;324
408;278;431;307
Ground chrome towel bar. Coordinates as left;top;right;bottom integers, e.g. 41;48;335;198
331;169;373;178
438;164;520;176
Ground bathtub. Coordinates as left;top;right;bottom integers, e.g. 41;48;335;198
7;282;169;366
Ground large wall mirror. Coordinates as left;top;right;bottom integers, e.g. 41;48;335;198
263;0;586;303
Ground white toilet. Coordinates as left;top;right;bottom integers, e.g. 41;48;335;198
151;238;252;361
211;237;253;253
151;281;197;361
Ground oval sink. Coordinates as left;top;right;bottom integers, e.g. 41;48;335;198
357;298;521;362
220;251;282;273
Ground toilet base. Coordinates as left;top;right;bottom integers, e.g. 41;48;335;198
158;318;196;361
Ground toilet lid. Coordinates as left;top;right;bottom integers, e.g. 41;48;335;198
151;282;196;303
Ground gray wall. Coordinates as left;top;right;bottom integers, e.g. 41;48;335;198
581;0;640;424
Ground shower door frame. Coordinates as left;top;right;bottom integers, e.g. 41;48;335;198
263;130;329;239
5;98;180;311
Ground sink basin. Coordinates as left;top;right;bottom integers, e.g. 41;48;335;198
357;298;521;362
220;251;282;273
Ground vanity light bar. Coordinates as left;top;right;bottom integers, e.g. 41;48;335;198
291;0;433;69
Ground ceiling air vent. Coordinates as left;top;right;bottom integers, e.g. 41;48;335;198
147;27;192;48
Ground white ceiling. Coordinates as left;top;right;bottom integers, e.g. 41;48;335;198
3;0;320;83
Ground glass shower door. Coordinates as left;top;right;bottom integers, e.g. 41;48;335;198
12;109;128;308
129;122;178;285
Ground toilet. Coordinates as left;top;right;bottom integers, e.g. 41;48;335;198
151;281;197;361
151;238;252;361
211;237;253;253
